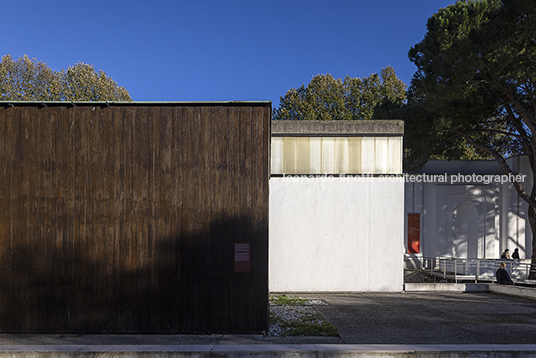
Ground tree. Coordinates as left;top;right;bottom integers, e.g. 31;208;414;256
405;0;536;273
273;66;406;120
0;54;131;101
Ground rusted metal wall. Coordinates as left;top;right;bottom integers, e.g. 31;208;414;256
0;102;270;333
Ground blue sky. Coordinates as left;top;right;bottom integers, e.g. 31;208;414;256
2;1;455;108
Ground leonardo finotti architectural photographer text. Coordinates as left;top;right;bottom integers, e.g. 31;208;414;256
282;173;526;184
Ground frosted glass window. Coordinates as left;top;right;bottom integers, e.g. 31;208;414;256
271;137;283;174
295;137;310;173
321;138;335;174
361;137;375;173
309;138;322;173
271;136;402;175
334;138;349;173
387;137;402;174
282;137;297;174
374;137;388;174
348;137;362;174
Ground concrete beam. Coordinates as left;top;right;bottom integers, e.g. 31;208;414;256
271;120;404;137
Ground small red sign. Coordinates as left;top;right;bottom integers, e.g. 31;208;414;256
234;243;251;272
408;213;420;253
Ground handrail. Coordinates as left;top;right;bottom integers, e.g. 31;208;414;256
414;255;536;283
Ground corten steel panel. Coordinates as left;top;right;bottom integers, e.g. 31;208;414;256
0;102;271;334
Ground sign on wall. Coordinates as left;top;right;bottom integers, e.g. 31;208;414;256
407;213;420;253
234;243;251;272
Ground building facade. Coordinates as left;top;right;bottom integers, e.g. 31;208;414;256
0;101;271;333
404;156;533;262
269;120;405;292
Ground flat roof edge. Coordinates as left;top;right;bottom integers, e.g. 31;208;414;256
271;119;404;136
0;100;272;107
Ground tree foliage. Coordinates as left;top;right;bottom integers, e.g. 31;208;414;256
273;66;406;120
0;54;131;101
405;0;536;169
405;0;536;270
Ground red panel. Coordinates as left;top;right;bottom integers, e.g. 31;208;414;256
408;214;420;254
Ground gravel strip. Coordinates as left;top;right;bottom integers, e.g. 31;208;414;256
269;297;332;337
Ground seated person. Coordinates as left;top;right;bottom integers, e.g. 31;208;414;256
501;249;510;259
496;262;514;285
512;248;520;260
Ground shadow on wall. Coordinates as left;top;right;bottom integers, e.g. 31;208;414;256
0;215;268;333
452;202;479;258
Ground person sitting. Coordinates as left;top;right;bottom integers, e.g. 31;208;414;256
512;248;520;260
501;249;510;259
496;262;514;285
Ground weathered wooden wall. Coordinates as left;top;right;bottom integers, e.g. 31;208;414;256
0;102;270;333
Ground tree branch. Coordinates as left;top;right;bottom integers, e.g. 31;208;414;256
467;127;528;139
504;104;535;166
453;128;536;208
501;84;536;131
526;82;536;129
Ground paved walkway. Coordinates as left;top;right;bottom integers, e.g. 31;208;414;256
303;291;536;344
0;291;535;356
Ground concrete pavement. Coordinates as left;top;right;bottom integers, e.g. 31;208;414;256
1;290;536;356
302;291;536;344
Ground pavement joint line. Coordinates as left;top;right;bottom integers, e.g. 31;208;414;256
1;344;536;352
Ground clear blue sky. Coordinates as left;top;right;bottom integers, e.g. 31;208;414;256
2;0;456;108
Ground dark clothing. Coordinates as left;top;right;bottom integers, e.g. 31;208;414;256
496;268;514;285
512;250;520;259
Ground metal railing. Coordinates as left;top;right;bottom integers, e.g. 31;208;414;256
413;256;536;283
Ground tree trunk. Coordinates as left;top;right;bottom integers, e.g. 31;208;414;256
528;204;536;279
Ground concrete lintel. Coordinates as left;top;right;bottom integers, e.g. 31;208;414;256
271;120;404;137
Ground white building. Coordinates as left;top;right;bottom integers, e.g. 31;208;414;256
269;120;405;292
404;156;533;262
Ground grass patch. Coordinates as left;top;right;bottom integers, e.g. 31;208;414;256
269;294;309;306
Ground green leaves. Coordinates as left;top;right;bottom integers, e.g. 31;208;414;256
0;54;60;101
405;0;536;170
0;54;132;101
61;62;131;101
273;66;407;121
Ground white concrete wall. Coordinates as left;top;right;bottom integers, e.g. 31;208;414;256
269;177;405;292
404;157;534;261
405;181;504;259
507;155;533;259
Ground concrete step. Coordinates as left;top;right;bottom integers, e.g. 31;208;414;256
1;344;536;357
404;283;489;292
405;282;536;301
